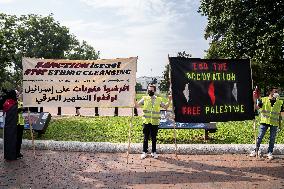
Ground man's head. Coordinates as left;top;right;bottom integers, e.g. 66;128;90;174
147;84;156;96
268;87;279;99
6;90;17;101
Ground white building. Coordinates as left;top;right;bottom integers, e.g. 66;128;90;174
136;76;163;91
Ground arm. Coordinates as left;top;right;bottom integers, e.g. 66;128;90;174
161;95;172;110
134;97;144;108
254;98;263;110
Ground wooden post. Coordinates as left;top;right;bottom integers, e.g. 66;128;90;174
173;120;178;158
57;107;61;116
127;56;138;163
127;107;134;164
168;55;178;158
134;107;138;116
114;107;118;116
94;107;99;116
253;119;258;158
251;62;258;159
204;129;209;141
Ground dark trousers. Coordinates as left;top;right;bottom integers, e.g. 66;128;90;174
143;123;159;153
16;125;24;155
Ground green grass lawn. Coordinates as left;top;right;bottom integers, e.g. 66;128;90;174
1;93;283;144
6;116;281;144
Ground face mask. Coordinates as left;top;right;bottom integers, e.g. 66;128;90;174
148;91;154;96
273;93;279;99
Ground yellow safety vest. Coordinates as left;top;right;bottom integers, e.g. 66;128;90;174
17;101;25;125
142;96;162;125
260;97;283;127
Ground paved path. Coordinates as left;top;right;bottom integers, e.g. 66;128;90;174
1;149;284;189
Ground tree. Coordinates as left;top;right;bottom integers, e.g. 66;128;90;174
177;51;192;58
199;0;284;89
159;51;192;92
135;82;143;91
11;14;76;87
65;40;100;60
16;14;73;61
0;13;100;90
0;13;18;90
159;64;170;92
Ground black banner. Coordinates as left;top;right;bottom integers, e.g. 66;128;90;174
170;57;254;123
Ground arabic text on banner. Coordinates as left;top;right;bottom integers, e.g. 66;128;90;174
23;57;137;107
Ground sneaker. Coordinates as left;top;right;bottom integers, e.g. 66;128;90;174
267;152;273;160
249;150;262;157
141;152;147;159
151;152;159;159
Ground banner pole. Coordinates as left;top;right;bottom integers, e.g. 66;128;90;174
168;55;178;158
126;107;134;164
250;62;258;159
173;118;178;158
2;112;5;157
253;119;258;157
127;57;137;164
27;107;35;158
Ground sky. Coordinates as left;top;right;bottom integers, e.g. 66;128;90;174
0;0;209;77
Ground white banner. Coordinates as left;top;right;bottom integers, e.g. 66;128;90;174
22;57;137;107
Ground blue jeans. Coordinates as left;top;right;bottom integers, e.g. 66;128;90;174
256;124;278;153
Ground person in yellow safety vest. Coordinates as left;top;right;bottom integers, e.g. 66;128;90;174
135;84;172;159
250;87;284;160
16;91;24;159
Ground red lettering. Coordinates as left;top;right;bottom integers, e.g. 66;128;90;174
212;63;227;71
193;63;197;70
24;69;48;75
182;106;201;115
192;62;208;70
35;62;44;68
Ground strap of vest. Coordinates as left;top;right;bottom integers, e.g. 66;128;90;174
261;110;280;115
143;110;160;114
143;115;160;119
260;114;280;121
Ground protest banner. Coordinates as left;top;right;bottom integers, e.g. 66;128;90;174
22;57;137;107
169;57;254;123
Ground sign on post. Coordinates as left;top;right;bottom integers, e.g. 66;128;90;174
169;57;254;123
22;57;137;107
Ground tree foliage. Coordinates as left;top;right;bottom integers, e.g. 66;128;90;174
199;0;284;89
135;82;143;91
177;51;192;58
0;13;100;90
0;14;18;88
159;64;170;92
65;40;100;60
160;51;192;92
